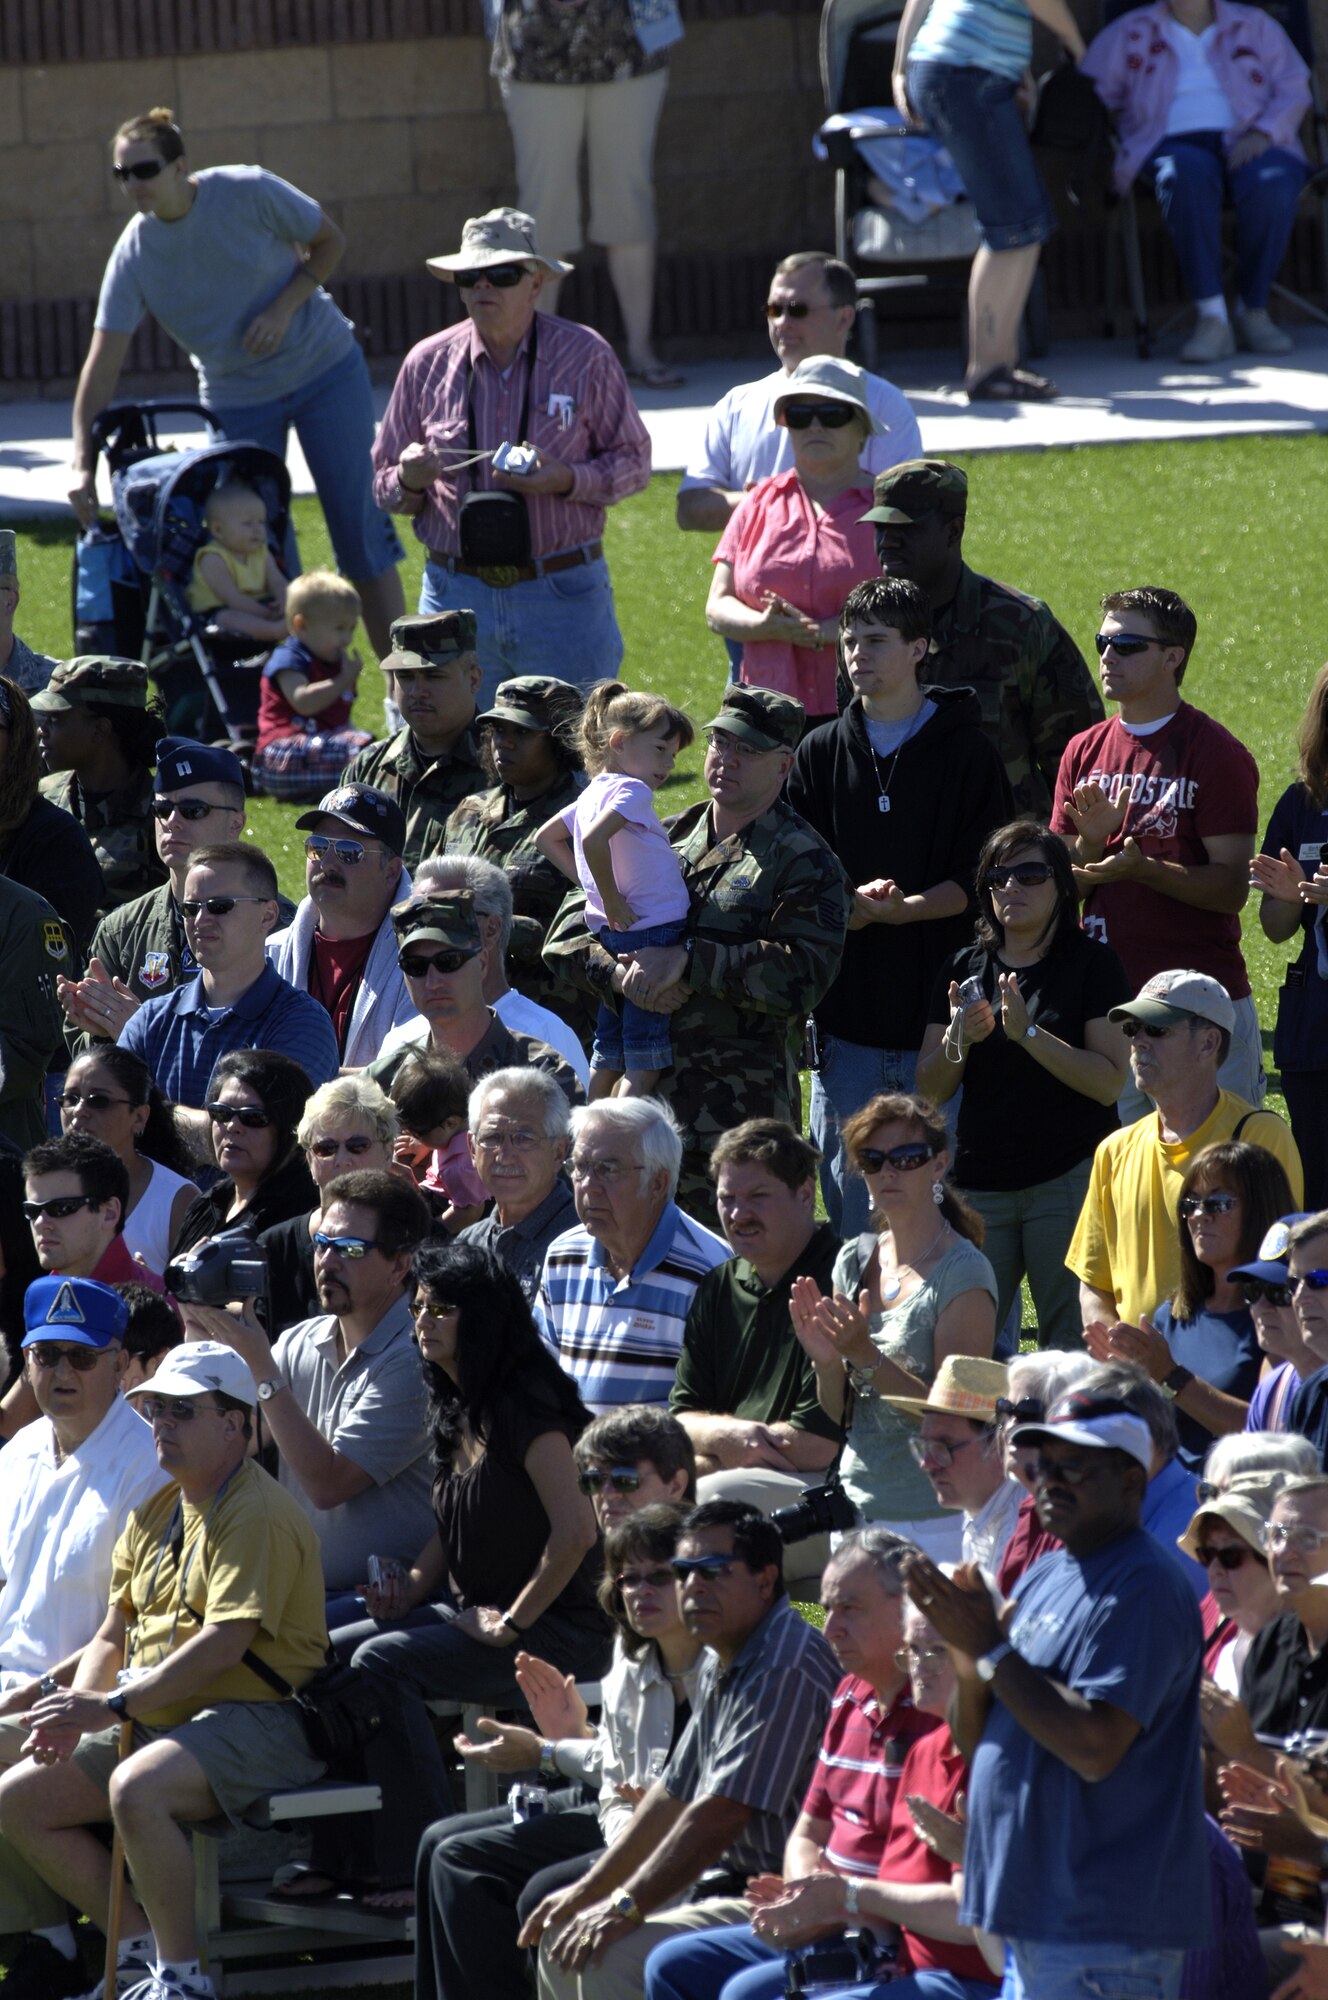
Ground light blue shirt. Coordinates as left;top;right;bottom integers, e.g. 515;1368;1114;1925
909;0;1033;82
680;365;922;495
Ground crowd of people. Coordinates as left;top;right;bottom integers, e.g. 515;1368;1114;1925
0;71;1325;2000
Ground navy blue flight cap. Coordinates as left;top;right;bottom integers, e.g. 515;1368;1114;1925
155;736;246;795
22;1276;129;1349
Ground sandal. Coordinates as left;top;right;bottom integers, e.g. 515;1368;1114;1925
269;1865;348;1904
965;364;1058;403
626;362;687;389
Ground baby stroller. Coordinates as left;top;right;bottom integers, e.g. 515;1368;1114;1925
73;401;292;760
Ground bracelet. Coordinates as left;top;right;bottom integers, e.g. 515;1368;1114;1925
847;1360;879;1400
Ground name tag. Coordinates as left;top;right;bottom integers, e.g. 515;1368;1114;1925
1298;842;1327;865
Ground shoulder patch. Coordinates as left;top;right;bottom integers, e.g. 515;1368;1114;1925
42;922;68;962
139;950;171;991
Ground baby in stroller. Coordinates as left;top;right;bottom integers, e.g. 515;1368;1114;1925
251;569;373;801
187;478;289;644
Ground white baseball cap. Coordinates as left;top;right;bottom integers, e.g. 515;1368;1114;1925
125;1339;257;1407
1012;1389;1153;1472
1108;969;1236;1035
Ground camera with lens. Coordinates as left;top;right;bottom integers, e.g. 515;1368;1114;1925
784;1931;897;1994
164;1230;269;1306
771;1474;857;1546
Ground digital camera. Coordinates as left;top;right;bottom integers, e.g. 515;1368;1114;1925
771;1475;857;1547
163;1229;268;1305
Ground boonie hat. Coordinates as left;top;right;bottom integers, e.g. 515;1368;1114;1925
1011;1388;1153;1473
296;784;407;858
1228;1212;1313;1287
477;676;584;735
386;611;478;673
773;356;883;435
702;685;805;753
881;1353;1009;1420
860;459;969;526
0;530;17;588
1179;1473;1282;1564
427;207;573;280
31;657;148;715
1108;969;1236;1036
125;1338;258;1406
155;736;246;795
392;890;484;956
22;1275;129;1350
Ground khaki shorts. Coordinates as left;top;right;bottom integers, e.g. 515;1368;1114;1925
502;69;669;254
73;1701;325;1830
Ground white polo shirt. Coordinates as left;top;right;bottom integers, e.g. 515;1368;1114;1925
679;365;923;495
0;1392;166;1685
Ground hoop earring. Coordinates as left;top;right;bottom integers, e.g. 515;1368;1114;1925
932;1180;944;1207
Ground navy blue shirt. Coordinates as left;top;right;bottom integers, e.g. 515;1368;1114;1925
1261;782;1328;1074
961;1527;1210;1950
118;961;339;1108
1154;1301;1262;1476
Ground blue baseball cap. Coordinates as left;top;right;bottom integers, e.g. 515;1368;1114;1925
22;1276;129;1349
1228;1213;1313;1287
155;736;246;795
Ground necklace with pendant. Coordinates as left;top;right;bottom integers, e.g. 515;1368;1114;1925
880;1216;950;1302
866;705;926;813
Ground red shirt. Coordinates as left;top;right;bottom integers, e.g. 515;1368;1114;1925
996;1490;1061;1597
877;1729;998;1985
1050;704;1257;997
801;1675;939;1876
256;636;352;750
90;1234;166;1295
309;928;377;1055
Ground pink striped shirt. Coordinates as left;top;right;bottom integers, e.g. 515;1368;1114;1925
372;314;651;559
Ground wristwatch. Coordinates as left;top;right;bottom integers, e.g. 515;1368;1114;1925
500;1611;525;1637
610;1890;642;1925
256;1378;285;1403
1024;1023;1039;1042
539;1739;561;1780
976;1640;1015;1684
847;1361;879;1400
843;1877;861;1921
105;1686;131;1719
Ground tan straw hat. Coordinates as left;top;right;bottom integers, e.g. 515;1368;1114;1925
427;207;573;279
881;1353;1009;1420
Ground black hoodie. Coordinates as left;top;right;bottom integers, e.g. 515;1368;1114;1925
786;685;1012;1047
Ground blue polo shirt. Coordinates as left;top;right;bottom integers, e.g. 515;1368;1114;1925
118;960;339;1107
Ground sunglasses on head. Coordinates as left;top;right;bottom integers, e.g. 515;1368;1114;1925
1239;1277;1294;1307
780;403;857;430
26;1342;108;1372
305;835;368;866
765;301;814;320
577;1466;642;1496
983;862;1055;892
22;1194;97;1222
206;1103;272;1129
182;896;271;919
1094;632;1159;658
398;949;476;979
1179;1192;1238;1219
856;1142;936;1174
454;264;529;289
58;1089;133;1112
114;159;166;183
151;798;218;823
1195;1542;1252;1571
313;1232;384;1260
995;1395;1045;1424
309;1135;377;1160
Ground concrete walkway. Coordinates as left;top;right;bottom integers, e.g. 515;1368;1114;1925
4;329;1328;519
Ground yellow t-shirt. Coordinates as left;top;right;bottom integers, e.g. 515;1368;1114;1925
188;541;270;615
111;1458;328;1728
1066;1089;1305;1329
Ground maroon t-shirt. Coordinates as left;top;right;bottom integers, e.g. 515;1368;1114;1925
996;1490;1061;1597
309;929;376;1054
877;1729;998;1985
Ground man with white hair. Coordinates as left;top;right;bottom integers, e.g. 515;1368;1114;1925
460;1069;577;1297
535;1100;729;1412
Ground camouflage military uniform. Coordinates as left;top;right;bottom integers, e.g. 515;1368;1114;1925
38;768;167;911
342;724;488;873
3;632;57;697
543;795;851;1215
0;876;75;1150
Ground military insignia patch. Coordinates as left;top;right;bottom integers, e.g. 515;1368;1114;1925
140;951;171;990
42;923;67;961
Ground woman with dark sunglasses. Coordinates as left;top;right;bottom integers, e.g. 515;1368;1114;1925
58;1045;196;1277
1178;1476;1283;1695
169;1048;317;1260
917;818;1131;1351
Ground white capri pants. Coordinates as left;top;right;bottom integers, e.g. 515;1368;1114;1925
501;67;670;255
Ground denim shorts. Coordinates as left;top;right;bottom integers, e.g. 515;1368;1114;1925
908;60;1056;251
592;917;686;1073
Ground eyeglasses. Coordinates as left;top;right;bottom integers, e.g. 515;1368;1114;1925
577;1466;642;1497
26;1343;109;1372
412;1298;459;1322
1265;1520;1328;1554
151;798;220;823
1094;632;1159;658
670;1555;738;1582
569;1157;646;1186
454;264;529;289
305;835;370;866
309;1135;378;1160
1179;1193;1238;1219
780;403;857;430
397;950;477;979
207;1103;272;1129
114;159;166;183
57;1089;133;1112
907;1432;982;1468
22;1195;97;1222
474;1129;543;1153
1195;1543;1253;1572
615;1567;676;1593
1293;1271;1328;1293
138;1395;215;1424
1120;1017;1194;1040
983;862;1055;892
313;1232;384;1260
995;1395;1045;1425
765;301;814;320
855;1143;935;1174
181;896;272;919
1239;1278;1294;1308
893;1644;948;1670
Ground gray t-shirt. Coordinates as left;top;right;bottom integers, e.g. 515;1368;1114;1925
271;1296;434;1591
95;166;355;409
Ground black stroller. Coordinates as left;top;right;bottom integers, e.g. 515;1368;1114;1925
72;402;293;759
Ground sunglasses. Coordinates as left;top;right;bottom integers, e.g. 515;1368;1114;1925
114;159;166;183
983;862;1055;892
313;1232;384;1260
1033;1454;1099;1487
1238;1278;1294;1307
412;1298;459;1321
309;1135;378;1160
856;1142;935;1174
1293;1270;1328;1293
22;1195;97;1222
1179;1192;1238;1219
765;301;814;320
996;1395;1045;1424
893;1644;949;1671
151;798;219;823
207;1103;272;1129
577;1466;642;1497
26;1343;109;1372
1195;1542;1252;1571
58;1089;133;1112
397;950;476;979
615;1567;676;1593
780;403;857;430
474;1129;543;1153
454;264;529;289
305;835;369;866
1094;632;1159;658
138;1395;216;1424
1120;1017;1193;1040
182;896;272;919
907;1433;982;1468
670;1555;738;1582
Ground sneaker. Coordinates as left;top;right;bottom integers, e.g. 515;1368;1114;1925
76;1940;155;2000
119;1972;216;2000
1234;304;1295;355
2;1933;88;1999
1180;313;1237;362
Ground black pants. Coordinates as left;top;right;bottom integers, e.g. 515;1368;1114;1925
415;1793;604;2000
1282;1069;1328;1213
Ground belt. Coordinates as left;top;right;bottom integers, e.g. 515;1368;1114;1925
432;541;604;590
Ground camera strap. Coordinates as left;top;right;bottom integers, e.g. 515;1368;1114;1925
466;312;538;488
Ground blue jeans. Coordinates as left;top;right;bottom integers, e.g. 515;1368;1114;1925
1003;1940;1183;2000
810;1034;918;1236
421;553;624;709
1143;131;1307;308
908;60;1055;250
212;345;404;582
646;1929;991;2000
593;918;687;1072
963;1159;1092;1353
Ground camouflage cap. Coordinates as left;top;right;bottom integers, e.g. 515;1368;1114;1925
0;530;16;589
385;611;478;674
31;656;149;714
702;685;805;753
477;676;584;735
859;459;969;526
391;890;484;956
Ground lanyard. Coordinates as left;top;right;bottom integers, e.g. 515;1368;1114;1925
465;314;539;490
131;1469;238;1670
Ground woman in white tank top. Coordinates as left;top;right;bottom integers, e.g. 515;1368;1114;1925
57;1047;197;1276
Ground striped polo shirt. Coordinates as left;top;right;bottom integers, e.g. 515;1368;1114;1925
803;1675;940;1875
534;1203;731;1412
908;0;1032;82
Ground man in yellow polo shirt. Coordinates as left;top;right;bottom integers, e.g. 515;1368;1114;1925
1068;969;1303;1334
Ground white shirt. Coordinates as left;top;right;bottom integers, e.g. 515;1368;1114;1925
0;1393;166;1684
1162;17;1236;136
961;1476;1025;1584
679;365;923;495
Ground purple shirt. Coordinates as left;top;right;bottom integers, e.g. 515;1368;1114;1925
1246;1358;1299;1431
566;773;689;932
